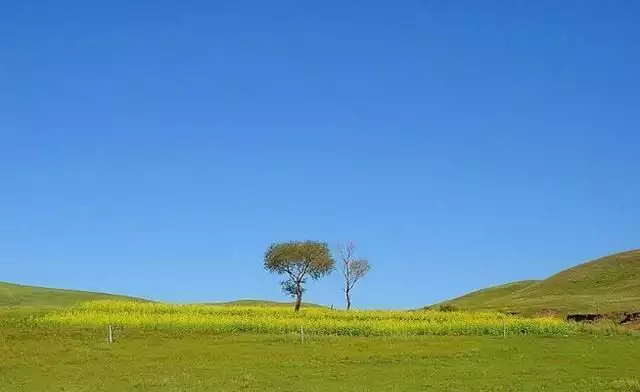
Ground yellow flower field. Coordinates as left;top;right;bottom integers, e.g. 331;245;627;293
40;300;578;336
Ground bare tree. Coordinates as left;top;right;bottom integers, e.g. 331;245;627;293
338;241;371;310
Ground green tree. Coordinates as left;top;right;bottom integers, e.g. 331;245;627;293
264;241;335;311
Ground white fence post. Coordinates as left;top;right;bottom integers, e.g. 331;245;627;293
502;319;506;338
108;325;114;344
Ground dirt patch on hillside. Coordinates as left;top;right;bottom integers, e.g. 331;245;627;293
620;311;640;325
567;313;603;322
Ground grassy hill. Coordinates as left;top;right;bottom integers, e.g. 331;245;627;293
432;281;539;311
0;282;323;309
0;282;144;308
208;299;326;308
435;249;640;314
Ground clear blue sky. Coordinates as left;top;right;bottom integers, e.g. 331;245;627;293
1;1;638;309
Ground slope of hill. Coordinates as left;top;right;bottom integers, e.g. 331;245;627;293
432;281;539;310
435;249;640;314
0;282;145;308
209;299;325;308
0;282;324;310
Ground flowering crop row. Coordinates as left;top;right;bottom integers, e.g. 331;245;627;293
40;300;577;336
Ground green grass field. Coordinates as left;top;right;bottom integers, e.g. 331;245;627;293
2;321;640;392
2;298;639;391
435;250;640;315
4;249;640;391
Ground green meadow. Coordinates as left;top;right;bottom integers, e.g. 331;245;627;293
2;320;640;392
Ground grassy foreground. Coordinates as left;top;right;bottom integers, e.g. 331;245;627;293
2;323;640;392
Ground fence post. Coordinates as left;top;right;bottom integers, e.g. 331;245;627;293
300;326;304;344
502;318;506;339
108;324;114;344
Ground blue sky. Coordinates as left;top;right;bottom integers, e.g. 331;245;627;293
1;1;638;309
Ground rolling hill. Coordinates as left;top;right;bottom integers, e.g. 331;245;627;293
435;249;640;314
0;282;324;309
208;299;326;308
0;282;144;308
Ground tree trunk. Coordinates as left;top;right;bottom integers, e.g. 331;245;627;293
294;285;303;312
346;289;351;310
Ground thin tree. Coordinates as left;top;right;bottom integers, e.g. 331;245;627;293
338;241;371;310
264;240;335;311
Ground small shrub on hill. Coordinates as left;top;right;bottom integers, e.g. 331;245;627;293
437;304;459;312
